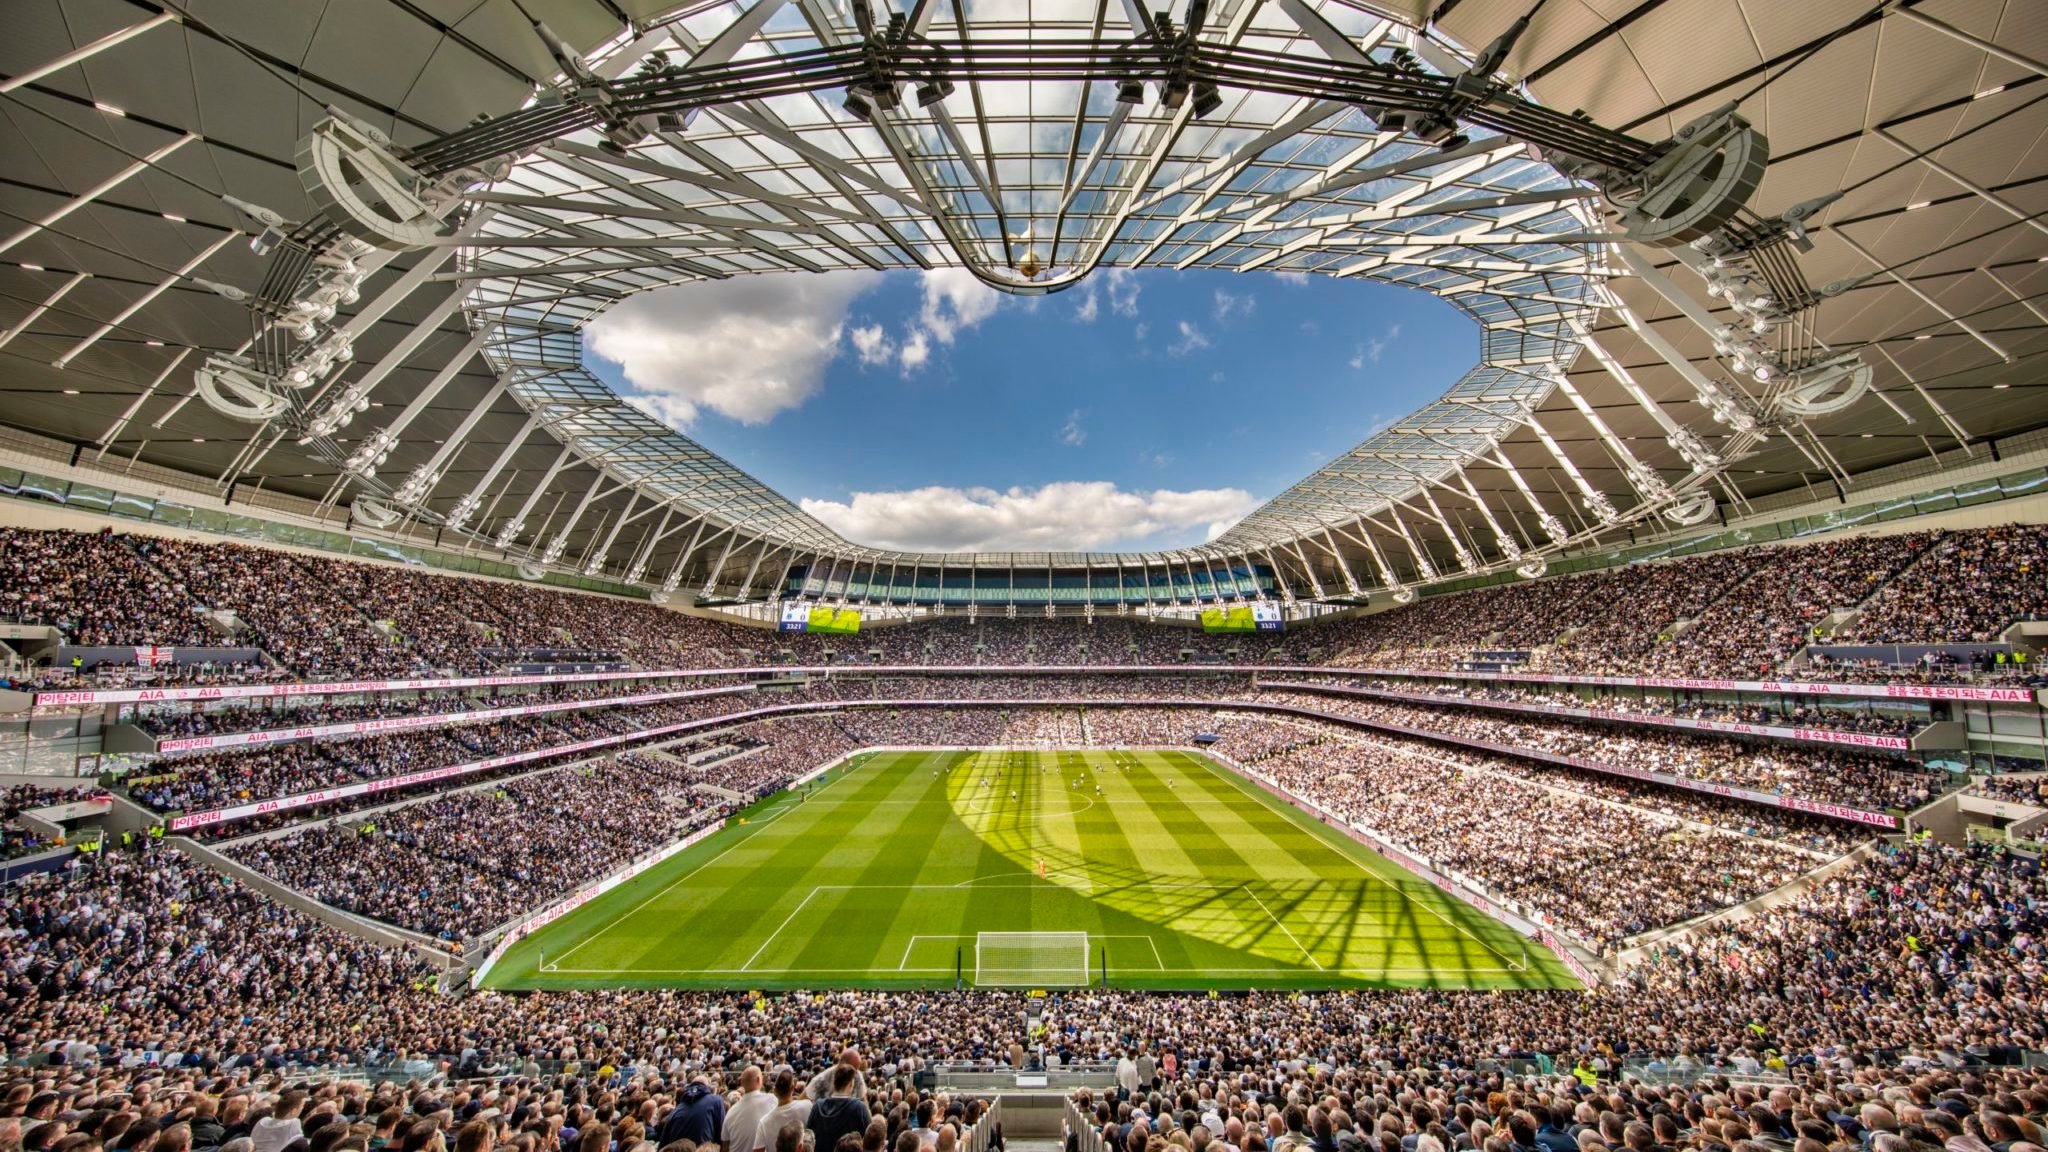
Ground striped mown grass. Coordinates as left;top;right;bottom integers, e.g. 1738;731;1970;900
485;747;1578;992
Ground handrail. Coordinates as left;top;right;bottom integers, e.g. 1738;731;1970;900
964;1100;1003;1152
156;695;1916;835
1066;1099;1105;1152
1263;680;1915;752
29;662;2041;711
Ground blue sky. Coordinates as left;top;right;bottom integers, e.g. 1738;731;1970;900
583;268;1474;552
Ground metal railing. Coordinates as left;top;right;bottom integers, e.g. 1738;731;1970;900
965;1099;1004;1152
1065;1099;1104;1152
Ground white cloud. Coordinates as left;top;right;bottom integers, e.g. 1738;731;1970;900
1272;270;1310;286
1169;320;1211;357
1073;284;1100;323
1367;321;1402;364
918;267;1001;344
585;273;881;425
1105;267;1141;318
1351;322;1403;369
850;323;893;367
1212;287;1255;322
621;392;700;431
801;481;1260;552
871;268;1007;376
1134;321;1149;342
897;327;931;373
1059;410;1087;446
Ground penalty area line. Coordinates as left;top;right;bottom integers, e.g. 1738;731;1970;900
543;759;870;968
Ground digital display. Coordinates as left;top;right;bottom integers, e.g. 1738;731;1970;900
1199;604;1283;633
808;606;862;634
781;604;862;633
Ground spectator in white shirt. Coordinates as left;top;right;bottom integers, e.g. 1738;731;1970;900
759;1070;815;1152
249;1091;307;1152
726;1066;780;1152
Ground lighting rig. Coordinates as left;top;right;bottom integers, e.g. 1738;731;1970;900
182;0;1886;594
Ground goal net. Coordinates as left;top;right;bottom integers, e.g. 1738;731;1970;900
973;931;1090;987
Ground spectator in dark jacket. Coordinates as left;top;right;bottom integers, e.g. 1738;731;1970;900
189;1099;228;1151
659;1081;727;1148
806;1067;871;1152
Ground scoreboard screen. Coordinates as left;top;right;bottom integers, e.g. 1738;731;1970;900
780;603;862;633
808;606;862;634
1199;603;1284;633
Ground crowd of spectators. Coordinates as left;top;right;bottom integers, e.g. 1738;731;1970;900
808;674;1252;704
826;617;1290;667
1254;689;1945;812
1204;713;1875;855
0;784;94;860
1308;679;1925;737
137;539;422;679
1470;751;1871;853
1312;552;1769;675
228;753;740;943
0;528;216;647
126;695;766;816
1965;774;2048;807
12;525;2048;694
116;668;1951;855
4;836;2042;1075
1638;534;1932;678
1306;530;2039;681
1210;719;1818;952
1846;525;2048;644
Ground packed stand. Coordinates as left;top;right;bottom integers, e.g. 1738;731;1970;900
228;756;723;943
6;834;2042;1072
1967;774;2048;806
126;694;765;815
0;783;96;860
136;538;422;679
1309;677;1924;737
1214;720;1818;951
1257;688;1944;812
1300;529;2035;680
0;528;214;646
1846;524;2048;643
13;523;2048;690
1640;533;1932;677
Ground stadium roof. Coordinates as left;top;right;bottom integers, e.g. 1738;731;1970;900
1;0;2042;605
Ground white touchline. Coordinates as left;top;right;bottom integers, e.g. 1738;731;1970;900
1241;883;1326;970
742;886;822;971
540;750;1525;983
1190;749;1527;972
544;753;875;966
548;963;1522;977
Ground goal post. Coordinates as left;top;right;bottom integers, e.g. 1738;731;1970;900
972;931;1090;987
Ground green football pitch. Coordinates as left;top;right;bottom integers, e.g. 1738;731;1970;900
484;747;1578;991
